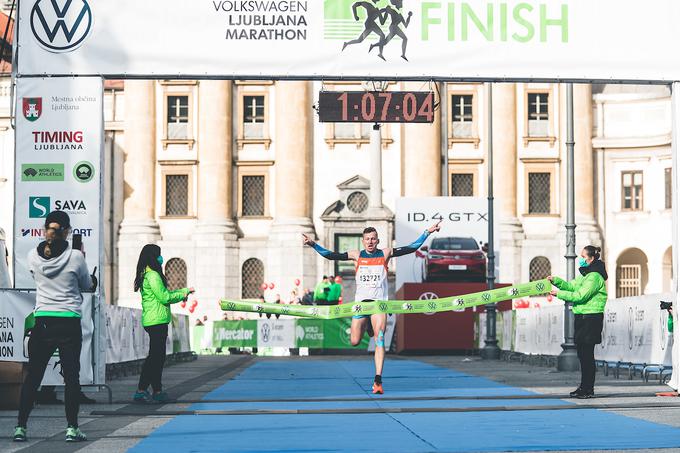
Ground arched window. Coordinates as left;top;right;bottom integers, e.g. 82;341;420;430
165;258;187;290
529;256;551;282
616;248;649;298
242;258;264;299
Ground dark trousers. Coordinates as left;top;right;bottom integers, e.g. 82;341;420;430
577;343;596;392
138;324;168;393
18;317;82;428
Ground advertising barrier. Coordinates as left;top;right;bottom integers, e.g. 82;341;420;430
14;0;680;82
481;293;674;366
193;318;368;350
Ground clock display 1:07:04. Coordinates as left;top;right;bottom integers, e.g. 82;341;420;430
318;91;435;123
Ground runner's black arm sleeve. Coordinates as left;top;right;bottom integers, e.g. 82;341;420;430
310;242;349;261
392;230;430;257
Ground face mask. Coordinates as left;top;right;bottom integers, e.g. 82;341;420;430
578;257;588;268
157;255;164;266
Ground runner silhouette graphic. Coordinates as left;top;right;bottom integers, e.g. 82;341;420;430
342;0;388;61
369;0;412;61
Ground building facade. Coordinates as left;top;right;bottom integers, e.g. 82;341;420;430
0;79;673;322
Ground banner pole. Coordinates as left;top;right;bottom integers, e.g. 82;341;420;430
668;82;680;390
481;82;500;360
558;83;579;371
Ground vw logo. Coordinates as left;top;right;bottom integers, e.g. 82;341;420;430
379;302;388;312
261;323;271;342
31;0;93;53
419;292;438;315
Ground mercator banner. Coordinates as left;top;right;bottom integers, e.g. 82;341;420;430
13;77;103;288
15;0;680;81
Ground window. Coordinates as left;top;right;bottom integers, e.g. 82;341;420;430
621;171;643;211
241;175;265;217
346;191;368;214
665;168;672;210
451;94;473;138
451;173;474;197
617;264;641;298
166;95;189;139
527;92;549;137
237;91;271;149
529;257;551;282
243;95;265;138
334;234;362;276
242;258;264;299
528;172;551;214
333;123;372;140
165;174;189;216
165;258;187;291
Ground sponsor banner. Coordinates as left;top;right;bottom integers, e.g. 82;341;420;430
0;237;10;288
0;290;95;385
395;197;490;290
213;320;258;348
258;319;296;348
15;0;680;82
13;77;103;288
514;304;564;356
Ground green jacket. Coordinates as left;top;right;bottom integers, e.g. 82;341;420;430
140;267;189;327
553;273;607;315
313;281;330;301
327;283;342;302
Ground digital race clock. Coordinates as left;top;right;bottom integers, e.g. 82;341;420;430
318;91;435;123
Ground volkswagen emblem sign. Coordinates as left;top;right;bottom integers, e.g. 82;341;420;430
31;0;93;52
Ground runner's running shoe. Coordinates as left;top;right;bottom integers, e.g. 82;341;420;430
372;382;384;395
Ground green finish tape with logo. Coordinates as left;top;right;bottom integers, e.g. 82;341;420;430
220;279;550;319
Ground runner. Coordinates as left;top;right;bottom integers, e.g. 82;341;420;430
369;0;413;61
342;0;387;61
302;220;441;394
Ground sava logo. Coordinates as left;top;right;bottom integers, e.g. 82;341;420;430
30;0;93;53
28;197;87;217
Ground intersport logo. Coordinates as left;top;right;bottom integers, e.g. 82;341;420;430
30;0;93;53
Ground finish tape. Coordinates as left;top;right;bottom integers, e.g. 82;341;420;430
220;279;550;319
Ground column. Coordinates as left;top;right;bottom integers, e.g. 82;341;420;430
194;81;240;315
574;84;602;247
402;82;441;197
118;80;160;306
266;81;317;295
493;83;524;285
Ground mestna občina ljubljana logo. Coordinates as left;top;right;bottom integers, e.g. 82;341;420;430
30;0;93;52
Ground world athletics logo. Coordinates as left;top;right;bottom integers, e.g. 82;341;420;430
324;0;412;61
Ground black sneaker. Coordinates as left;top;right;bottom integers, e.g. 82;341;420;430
569;387;583;398
576;391;595;399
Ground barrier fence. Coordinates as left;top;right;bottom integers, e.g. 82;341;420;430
477;293;674;369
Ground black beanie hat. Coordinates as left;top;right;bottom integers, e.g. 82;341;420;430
44;210;71;229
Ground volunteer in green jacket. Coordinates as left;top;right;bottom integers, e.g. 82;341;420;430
132;244;193;403
549;245;607;399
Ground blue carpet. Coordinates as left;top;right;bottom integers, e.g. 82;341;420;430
129;359;680;452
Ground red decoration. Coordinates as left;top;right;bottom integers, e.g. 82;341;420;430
294;278;301;286
188;307;195;313
180;301;186;308
269;283;275;290
261;283;268;291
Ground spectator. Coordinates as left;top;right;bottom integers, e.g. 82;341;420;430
301;288;313;305
549;245;607;399
258;294;265;319
195;315;207;326
313;276;331;305
289;289;301;305
327;275;342;305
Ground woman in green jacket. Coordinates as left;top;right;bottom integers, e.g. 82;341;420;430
549;245;607;399
132;244;194;403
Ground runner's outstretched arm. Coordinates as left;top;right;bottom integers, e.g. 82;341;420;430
302;234;351;260
391;220;442;257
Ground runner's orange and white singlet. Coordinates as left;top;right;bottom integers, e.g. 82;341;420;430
355;250;388;301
